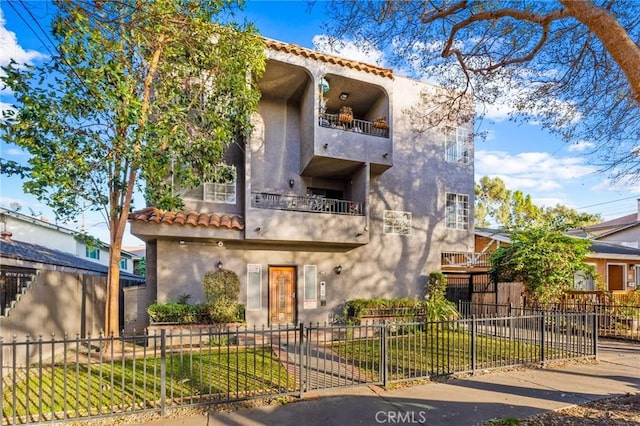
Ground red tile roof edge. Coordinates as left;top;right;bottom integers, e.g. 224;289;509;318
128;207;244;230
264;38;394;79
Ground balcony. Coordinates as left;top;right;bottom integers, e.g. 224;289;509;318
441;252;491;269
251;192;363;216
246;192;368;247
319;112;389;138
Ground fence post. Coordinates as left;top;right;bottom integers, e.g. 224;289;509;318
160;329;166;417
509;303;514;341
471;316;476;374
593;310;599;359
299;323;305;398
381;323;388;387
540;311;546;364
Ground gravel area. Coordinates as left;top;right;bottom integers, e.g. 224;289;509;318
485;392;640;425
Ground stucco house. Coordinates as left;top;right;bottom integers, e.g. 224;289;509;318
128;39;475;328
0;207;142;275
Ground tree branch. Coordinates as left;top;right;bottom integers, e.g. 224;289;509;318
559;0;640;103
441;6;569;74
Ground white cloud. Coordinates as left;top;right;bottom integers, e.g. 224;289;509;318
0;101;16;115
476;150;595;181
0;8;47;68
567;141;595;152
312;35;387;67
475;150;597;199
590;177;640;193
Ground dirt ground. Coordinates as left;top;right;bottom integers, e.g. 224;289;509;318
486;392;640;425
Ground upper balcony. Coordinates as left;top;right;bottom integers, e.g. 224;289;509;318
251;192;363;216
441;252;491;270
244;191;368;248
301;73;393;177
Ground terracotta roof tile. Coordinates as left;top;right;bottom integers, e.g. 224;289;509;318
264;38;393;79
128;207;244;230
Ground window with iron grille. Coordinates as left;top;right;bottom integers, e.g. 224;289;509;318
383;210;412;235
445;127;471;163
446;193;469;230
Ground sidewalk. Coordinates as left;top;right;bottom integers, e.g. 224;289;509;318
136;339;640;426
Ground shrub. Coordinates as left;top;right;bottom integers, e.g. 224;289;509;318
202;269;240;324
147;302;206;324
341;297;425;324
424;272;459;321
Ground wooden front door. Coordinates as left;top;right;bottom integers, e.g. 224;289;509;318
269;266;296;324
607;264;625;291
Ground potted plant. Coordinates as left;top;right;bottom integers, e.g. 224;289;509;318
373;116;389;130
338;106;353;123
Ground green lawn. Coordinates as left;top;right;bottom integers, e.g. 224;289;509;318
329;325;552;380
2;346;294;422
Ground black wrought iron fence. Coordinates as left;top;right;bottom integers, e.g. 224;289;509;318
0;313;597;425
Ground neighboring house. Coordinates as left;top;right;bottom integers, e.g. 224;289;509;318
128;38;475;328
458;228;640;293
570;199;640;249
0;231;145;346
0;207;141;274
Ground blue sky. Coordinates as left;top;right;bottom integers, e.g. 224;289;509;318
1;1;639;247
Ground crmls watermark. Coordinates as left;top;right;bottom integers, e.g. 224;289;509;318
375;411;428;424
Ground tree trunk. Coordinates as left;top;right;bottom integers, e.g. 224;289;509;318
560;0;640;103
105;241;122;338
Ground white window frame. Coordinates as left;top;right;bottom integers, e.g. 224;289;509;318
383;210;412;235
303;265;318;309
86;247;100;260
574;263;596;291
203;165;237;204
445;127;471;163
446;193;469;230
246;264;262;311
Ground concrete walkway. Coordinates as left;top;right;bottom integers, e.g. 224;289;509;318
136;339;639;426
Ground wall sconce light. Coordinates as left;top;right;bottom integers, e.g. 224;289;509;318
339;92;349;101
179;240;186;245
383;153;389;158
255;226;261;232
334;265;343;275
217;261;224;270
289;179;295;188
323;143;328;149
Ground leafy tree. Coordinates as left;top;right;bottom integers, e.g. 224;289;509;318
0;1;265;337
324;1;640;179
475;176;542;230
490;227;593;304
475;176;601;230
541;204;602;230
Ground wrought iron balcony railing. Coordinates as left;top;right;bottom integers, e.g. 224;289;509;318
318;112;389;138
251;192;364;216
